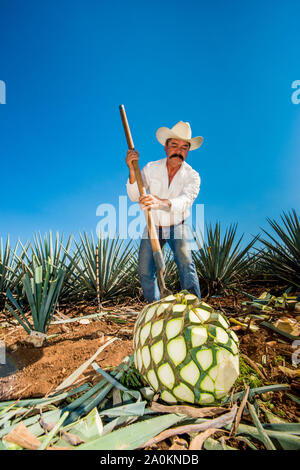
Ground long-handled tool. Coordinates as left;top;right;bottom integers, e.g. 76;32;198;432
119;104;171;298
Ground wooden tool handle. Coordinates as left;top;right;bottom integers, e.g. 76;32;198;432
119;104;134;150
119;105;146;197
119;104;161;253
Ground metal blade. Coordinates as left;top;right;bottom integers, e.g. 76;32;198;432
153;251;172;298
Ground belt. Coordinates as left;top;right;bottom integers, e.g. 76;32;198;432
156;220;185;229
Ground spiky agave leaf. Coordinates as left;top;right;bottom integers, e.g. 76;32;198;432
119;240;141;297
0;236;27;310
192;223;258;296
66;232;138;302
133;290;240;405
5;258;66;334
18;231;77;304
259;210;300;288
242;248;270;283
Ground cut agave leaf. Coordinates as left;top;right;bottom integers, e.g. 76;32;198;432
55;408;103;447
75;414;185;450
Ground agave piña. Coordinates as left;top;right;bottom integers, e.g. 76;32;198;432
133;290;239;405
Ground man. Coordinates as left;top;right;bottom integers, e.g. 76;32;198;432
126;121;203;303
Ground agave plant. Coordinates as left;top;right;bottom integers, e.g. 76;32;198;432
66;232;138;302
5;258;66;334
259;210;300;288
242;248;272;283
192;223;258;296
18;231;80;305
0;236;27;310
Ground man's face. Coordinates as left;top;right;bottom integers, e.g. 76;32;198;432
165;138;190;164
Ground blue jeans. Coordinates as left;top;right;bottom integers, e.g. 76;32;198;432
138;223;201;303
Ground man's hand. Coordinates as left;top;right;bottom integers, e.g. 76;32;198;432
126;150;139;169
126;150;140;184
139;194;171;211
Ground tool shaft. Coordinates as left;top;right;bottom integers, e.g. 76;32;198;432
119;104;170;296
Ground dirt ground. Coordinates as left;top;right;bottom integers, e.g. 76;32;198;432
0;304;139;400
0;291;299;429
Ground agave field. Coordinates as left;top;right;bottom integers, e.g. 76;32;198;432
0;210;299;451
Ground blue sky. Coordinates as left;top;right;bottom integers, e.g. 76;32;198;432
0;0;299;248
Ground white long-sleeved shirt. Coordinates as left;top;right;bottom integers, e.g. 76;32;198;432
126;157;201;227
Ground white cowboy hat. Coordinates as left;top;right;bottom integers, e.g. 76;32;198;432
156;121;204;151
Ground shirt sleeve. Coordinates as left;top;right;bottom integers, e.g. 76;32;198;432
169;170;200;214
126;165;149;202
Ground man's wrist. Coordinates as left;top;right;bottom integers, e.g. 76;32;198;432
128;167;136;184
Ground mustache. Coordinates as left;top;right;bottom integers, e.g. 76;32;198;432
170;153;184;160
